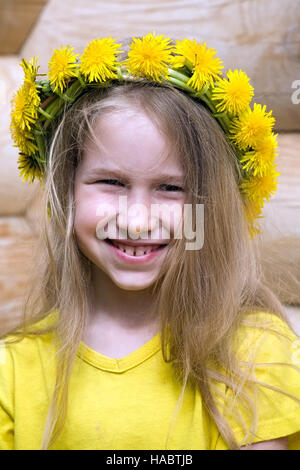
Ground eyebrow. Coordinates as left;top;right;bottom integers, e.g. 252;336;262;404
84;168;185;184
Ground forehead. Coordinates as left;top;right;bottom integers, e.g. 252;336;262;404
79;107;183;176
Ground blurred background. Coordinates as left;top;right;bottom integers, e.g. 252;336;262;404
0;0;299;332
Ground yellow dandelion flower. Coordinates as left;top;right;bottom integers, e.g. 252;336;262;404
125;31;173;82
211;69;254;115
245;199;264;219
10;84;38;131
239;165;280;206
171;39;223;91
22;60;41;107
240;132;278;177
22;76;41;115
248;222;261;239
10;57;41;134
18;153;43;183
10;117;38;156
244;199;264;238
79;37;122;83
23;78;40;110
21;57;39;82
230;103;275;150
48;45;79;93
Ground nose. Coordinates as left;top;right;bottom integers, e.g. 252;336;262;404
118;204;157;238
117;194;156;239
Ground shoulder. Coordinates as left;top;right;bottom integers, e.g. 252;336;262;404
0;310;58;412
236;310;297;340
1;310;58;370
232;310;299;364
231;310;300;413
0;311;58;449
217;311;300;449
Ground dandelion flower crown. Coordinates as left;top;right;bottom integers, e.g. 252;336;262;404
10;31;280;238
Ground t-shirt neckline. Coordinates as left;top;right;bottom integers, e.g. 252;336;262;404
77;332;162;373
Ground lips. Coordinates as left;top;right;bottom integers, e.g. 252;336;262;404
105;239;165;257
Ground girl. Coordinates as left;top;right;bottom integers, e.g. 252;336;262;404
2;33;300;450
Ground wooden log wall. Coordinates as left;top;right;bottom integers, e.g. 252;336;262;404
0;0;299;327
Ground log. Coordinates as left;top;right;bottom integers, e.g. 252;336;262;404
0;216;37;331
20;0;300;131
261;133;300;238
0;0;48;55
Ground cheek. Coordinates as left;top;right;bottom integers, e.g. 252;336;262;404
74;188;117;238
159;202;185;236
74;204;96;238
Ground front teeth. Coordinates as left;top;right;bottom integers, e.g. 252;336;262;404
112;242;159;256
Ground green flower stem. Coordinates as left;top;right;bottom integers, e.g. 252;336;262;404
37;79;86;131
216;114;231;133
34;154;47;165
38;97;65;129
197;93;216;113
168;72;232;135
168;68;190;84
33;130;46;162
52;79;83;103
54;90;75;103
44;80;84;113
41;79;82;117
38;107;54;120
201;87;232;133
168;76;195;93
33;128;45;136
184;58;194;72
65;78;86;101
218;112;232;131
48;98;63;115
77;73;87;88
116;65;125;82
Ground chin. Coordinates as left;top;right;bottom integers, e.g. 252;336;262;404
110;274;158;291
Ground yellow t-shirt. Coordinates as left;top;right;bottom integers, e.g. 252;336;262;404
0;310;299;450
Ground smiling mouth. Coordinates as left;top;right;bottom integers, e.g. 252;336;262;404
104;239;167;257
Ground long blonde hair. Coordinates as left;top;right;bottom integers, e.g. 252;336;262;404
2;70;299;449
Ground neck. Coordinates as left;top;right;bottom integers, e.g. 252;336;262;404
87;265;160;332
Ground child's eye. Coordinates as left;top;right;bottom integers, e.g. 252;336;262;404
96;179;125;187
159;184;184;192
94;180;184;192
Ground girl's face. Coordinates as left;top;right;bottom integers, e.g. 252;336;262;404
74;106;185;291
